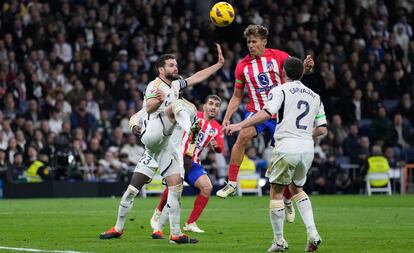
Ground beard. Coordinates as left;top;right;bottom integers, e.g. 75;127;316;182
165;72;180;81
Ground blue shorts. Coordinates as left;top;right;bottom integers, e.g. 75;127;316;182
244;111;277;138
184;162;207;188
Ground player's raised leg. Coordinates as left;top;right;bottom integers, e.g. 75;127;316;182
216;126;256;198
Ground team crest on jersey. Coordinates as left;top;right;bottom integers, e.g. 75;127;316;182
258;73;270;87
208;128;217;136
266;61;274;71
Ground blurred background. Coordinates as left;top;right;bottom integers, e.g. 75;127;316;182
0;0;413;197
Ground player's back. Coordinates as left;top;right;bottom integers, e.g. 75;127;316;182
273;80;325;153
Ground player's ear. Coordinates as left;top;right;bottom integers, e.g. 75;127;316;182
263;39;267;46
203;103;207;111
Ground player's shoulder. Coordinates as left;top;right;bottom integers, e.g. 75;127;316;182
147;78;161;88
267;48;289;58
238;55;252;66
210;119;222;130
196;111;204;118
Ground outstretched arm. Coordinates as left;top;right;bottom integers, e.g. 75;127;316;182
223;110;271;135
222;88;243;127
185;44;224;86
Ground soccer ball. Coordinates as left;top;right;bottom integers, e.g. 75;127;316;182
210;2;235;27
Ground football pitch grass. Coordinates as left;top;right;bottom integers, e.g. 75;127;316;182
0;195;413;253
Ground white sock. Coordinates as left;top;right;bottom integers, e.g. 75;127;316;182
166;184;183;236
294;191;316;233
154;207;169;232
115;185;139;231
269;200;285;241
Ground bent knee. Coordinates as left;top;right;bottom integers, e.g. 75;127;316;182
236;128;256;145
199;182;213;196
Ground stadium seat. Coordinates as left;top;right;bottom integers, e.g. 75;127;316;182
236;155;262;196
141;172;165;198
365;156;392;196
335;155;351;166
358;118;372;136
383;99;399;114
403;147;414;163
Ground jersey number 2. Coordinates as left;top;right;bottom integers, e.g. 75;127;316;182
296;100;309;130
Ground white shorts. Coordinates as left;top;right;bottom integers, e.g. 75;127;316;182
139;124;185;179
266;149;314;187
134;149;158;178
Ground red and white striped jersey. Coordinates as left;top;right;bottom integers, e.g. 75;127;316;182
184;112;224;164
235;48;289;112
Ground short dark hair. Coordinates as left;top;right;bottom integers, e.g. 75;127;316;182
243;25;268;40
205;95;222;104
283;57;304;80
154;54;176;75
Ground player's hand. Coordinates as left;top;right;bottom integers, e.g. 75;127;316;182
304;55;314;74
210;138;218;148
222;118;231;127
222;123;241;135
155;89;165;102
132;125;141;138
216;44;224;66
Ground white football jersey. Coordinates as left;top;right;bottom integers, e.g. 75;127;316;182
144;77;187;119
264;80;326;141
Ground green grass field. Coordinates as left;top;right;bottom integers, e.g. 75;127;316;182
0;195;413;253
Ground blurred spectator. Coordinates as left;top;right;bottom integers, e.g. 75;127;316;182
24;99;41;122
25;151;51;182
70;99;98;135
6;137;23;164
98;150;128;182
48;108;63;134
342;124;360;161
385;113;413;148
369;106;393;144
394;93;414;126
8;152;25;182
83;150;98;182
329;114;347;155
0;149;7;182
120;134;144;165
88;137;104;160
85;90;100;121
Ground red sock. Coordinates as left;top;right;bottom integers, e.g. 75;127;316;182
156;188;169;212
228;163;240;182
187;194;209;224
282;187;292;201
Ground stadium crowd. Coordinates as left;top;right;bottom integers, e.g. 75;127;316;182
0;0;413;194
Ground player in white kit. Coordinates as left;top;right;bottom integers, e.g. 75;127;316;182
100;44;224;244
223;57;327;252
